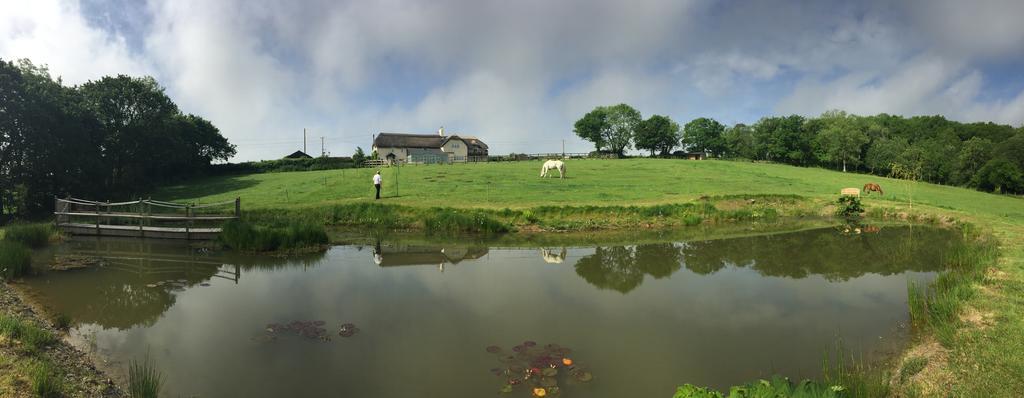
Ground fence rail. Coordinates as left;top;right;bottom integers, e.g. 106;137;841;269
54;197;240;240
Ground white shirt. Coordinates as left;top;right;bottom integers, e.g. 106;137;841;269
373;174;382;185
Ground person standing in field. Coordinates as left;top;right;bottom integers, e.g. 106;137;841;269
373;170;382;199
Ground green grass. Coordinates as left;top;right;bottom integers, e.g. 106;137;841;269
0;313;54;354
152;158;1024;394
899;357;929;384
128;356;162;398
0;240;32;280
219;220;328;252
30;360;62;398
1;224;54;249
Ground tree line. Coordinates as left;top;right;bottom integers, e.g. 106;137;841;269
575;104;1024;194
0;59;235;220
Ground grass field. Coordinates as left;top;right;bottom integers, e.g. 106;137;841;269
139;159;1024;394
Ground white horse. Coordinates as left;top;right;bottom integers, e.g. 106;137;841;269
540;160;566;179
540;248;567;264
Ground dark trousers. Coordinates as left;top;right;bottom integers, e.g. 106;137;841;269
375;184;381;199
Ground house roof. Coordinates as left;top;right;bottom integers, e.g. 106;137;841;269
374;132;487;150
374;133;445;148
284;150;313;159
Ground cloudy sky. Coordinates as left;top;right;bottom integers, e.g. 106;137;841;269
2;0;1023;161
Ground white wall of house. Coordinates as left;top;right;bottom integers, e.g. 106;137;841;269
441;139;468;161
373;146;408;161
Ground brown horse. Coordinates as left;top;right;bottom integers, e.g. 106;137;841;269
863;183;883;195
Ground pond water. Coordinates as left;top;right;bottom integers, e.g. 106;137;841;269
21;225;958;397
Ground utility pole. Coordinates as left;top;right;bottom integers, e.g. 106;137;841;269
303;128;307;154
562;139;565;158
321;136;325;157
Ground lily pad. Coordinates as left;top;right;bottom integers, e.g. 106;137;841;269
540;377;558;387
486;345;502;354
575;372;593;382
499;384;513;394
541;368;557;377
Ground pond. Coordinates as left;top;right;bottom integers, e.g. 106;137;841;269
19;225;958;397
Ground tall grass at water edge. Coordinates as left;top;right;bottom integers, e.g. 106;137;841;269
906;223;1000;346
30;360;63;398
0;240;32;280
128;356;163;398
219;220;328;252
0;313;56;354
2;224;55;249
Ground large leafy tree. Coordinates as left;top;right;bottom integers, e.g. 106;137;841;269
752;115;810;164
0;58;234;219
634;114;680;156
813;110;868;172
602;104;641;156
722;124;756;159
573;108;608;152
682;117;726;156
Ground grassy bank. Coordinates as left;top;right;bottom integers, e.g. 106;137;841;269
153;158;1024;395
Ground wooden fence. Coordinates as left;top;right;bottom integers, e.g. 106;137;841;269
54;197;240;240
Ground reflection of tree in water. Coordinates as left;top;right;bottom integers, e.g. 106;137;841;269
33;239;327;330
572;227;958;292
574;243;682;293
679;227;955;281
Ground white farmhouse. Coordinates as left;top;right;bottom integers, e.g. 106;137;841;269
372;128;488;164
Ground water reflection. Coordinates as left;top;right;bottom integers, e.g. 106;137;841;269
20;226;959;397
28;238;325;330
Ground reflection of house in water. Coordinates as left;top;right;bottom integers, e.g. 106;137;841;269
372;243;489;268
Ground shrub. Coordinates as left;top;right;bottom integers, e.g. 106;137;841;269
835;195;864;219
3;224;54;248
31;360;63;398
0;240;33;280
128;356;163;398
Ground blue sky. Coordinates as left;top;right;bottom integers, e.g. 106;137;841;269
2;0;1023;161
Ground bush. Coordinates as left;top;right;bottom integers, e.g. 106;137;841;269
835;195;864;219
3;224;53;248
0;240;33;280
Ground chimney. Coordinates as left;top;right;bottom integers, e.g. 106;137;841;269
438;126;444;136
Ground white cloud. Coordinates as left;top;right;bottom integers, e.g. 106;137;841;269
2;0;1024;161
0;0;151;83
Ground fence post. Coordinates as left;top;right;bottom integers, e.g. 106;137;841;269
138;198;144;238
185;204;191;240
235;197;241;219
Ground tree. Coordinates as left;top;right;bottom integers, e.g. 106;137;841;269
634;114;680;156
973;158;1023;194
752;115;809;164
352;147;367;165
864;137;908;175
602;104;641;156
722;124;756;159
813;110;868;172
573;108;609;152
682;117;726;156
954;137;993;186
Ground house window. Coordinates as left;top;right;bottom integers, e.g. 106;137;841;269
453;143;460;148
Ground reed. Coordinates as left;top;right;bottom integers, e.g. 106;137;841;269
2;223;55;249
0;240;32;280
128;356;163;398
30;360;63;398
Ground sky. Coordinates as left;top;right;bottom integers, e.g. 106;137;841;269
2;0;1023;161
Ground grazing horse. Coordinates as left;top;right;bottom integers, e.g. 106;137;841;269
863;183;883;195
540;160;566;179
